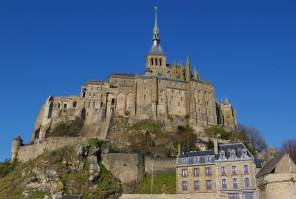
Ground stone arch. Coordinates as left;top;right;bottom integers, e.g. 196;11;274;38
126;93;135;116
116;93;125;116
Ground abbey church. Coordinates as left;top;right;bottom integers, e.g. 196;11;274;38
31;8;237;142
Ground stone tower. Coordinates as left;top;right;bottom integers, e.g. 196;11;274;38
145;7;167;77
11;135;23;161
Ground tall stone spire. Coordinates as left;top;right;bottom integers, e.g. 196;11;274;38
185;56;191;81
153;6;160;46
149;6;163;55
193;66;199;80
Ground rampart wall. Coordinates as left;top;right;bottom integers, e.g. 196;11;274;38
16;137;87;162
144;156;176;174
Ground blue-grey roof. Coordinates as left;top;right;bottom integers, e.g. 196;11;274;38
254;158;264;168
217;143;252;159
149;44;164;55
180;150;215;158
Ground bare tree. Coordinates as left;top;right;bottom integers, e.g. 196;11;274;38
282;139;296;163
234;124;267;153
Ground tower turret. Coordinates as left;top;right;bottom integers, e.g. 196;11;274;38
193;66;199;80
145;7;167;77
11;135;23;162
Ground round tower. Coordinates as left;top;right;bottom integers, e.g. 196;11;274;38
11;135;23;161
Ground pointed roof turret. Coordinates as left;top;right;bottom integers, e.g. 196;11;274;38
193;66;199;80
149;6;164;55
185;56;191;81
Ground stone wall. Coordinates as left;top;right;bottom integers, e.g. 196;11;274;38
145;156;176;174
102;153;144;185
120;193;220;199
16;137;86;162
258;173;296;199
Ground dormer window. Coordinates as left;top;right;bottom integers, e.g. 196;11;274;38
219;150;226;160
230;150;236;159
242;149;248;159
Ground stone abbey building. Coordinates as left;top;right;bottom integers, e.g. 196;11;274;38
31;8;237;142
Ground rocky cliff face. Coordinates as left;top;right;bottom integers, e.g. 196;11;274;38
0;140;122;199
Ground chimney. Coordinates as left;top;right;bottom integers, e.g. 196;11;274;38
214;138;218;154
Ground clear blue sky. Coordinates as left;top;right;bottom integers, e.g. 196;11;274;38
0;0;296;161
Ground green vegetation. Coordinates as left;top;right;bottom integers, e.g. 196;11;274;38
47;118;84;137
129;120;162;132
205;126;231;140
135;172;176;194
0;144;121;199
176;125;198;152
87;138;105;148
0;160;16;178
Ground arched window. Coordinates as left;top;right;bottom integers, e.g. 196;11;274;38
159;58;162;66
150;58;153;65
58;102;61;109
144;94;146;100
73;101;77;108
155;58;158;65
111;98;115;106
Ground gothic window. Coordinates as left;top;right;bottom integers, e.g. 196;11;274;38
182;181;188;191
159;58;162;66
73;101;77;108
155;58;158;65
58;102;61;109
150;58;153;65
64;103;67;109
111;98;115;106
194;180;199;191
82;89;86;98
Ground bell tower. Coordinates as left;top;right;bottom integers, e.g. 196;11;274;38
145;7;167;76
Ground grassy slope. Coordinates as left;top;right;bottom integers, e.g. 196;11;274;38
134;172;176;194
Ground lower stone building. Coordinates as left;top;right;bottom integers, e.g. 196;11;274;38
176;142;257;199
256;153;296;199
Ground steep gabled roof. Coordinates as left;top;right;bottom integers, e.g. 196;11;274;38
256;153;285;178
217;143;253;159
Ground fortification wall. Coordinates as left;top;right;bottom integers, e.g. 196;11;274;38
102;153;144;185
16;137;86;162
258;173;296;199
120;193;219;199
144;156;176;174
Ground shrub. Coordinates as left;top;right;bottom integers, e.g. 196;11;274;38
0;160;16;178
129;120;162;132
176;125;197;152
47;118;84;137
205;126;231;140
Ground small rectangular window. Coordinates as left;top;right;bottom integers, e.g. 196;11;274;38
233;178;238;189
232;166;237;175
243;165;249;174
194;168;199;177
194;180;199;191
244;178;250;188
206;180;212;190
206;167;212;176
222;179;227;190
182;181;188;191
181;169;188;177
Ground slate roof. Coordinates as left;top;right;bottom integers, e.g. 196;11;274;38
256;153;285;178
149;44;164;55
254;158;264;168
217;143;252;159
180;150;215;158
